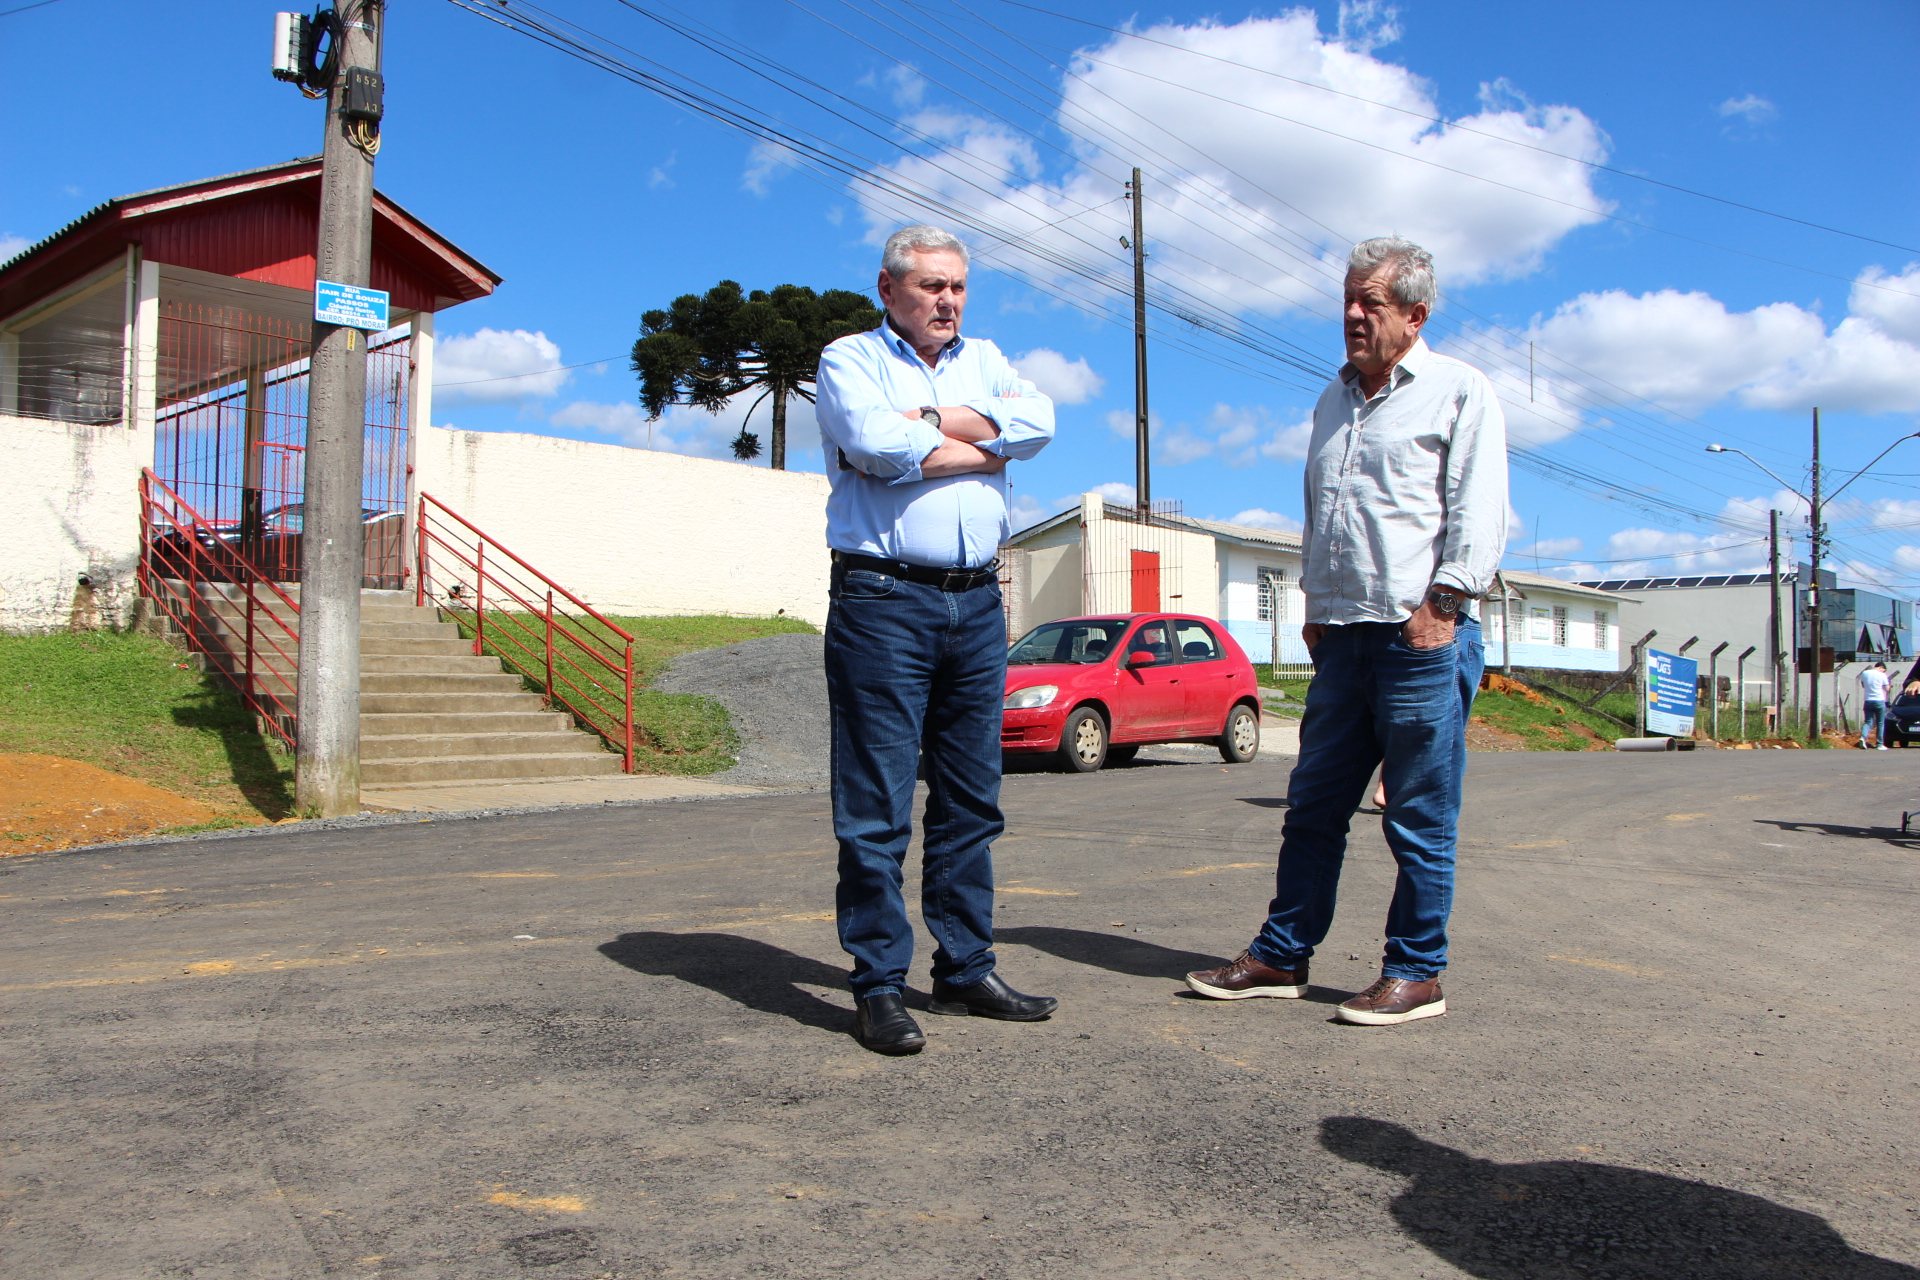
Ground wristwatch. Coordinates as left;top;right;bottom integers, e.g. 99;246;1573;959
1426;586;1465;617
919;406;942;429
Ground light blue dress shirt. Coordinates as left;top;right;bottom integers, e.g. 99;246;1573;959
816;320;1055;570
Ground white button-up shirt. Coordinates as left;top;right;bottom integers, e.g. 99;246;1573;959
1300;337;1508;624
816;321;1054;570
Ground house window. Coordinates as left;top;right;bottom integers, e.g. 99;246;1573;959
1257;567;1286;622
1594;610;1611;649
1552;606;1568;647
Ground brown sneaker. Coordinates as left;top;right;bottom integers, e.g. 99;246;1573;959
1336;976;1445;1026
1185;950;1309;1000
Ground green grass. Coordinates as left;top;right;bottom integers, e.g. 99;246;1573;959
452;610;817;775
0;630;296;819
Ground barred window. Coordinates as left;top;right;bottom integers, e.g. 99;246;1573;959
1552;606;1569;647
1257;567;1285;622
1594;610;1611;649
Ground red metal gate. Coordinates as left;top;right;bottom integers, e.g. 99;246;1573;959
152;300;411;588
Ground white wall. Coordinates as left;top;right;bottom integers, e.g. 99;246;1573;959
0;413;149;632
414;426;834;627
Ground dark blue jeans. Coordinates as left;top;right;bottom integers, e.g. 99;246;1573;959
824;562;1006;999
1251;618;1485;981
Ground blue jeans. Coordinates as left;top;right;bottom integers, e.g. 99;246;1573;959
1251;618;1485;981
1863;700;1887;745
824;562;1006;999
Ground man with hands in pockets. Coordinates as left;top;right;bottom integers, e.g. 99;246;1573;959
1186;236;1508;1027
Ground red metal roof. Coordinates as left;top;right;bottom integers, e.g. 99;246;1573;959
0;157;500;320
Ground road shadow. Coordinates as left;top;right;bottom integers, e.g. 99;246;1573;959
598;932;849;1034
1239;795;1290;808
1320;1116;1920;1279
996;924;1221;978
1753;818;1920;847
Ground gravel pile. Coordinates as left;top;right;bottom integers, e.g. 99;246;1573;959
654;632;832;790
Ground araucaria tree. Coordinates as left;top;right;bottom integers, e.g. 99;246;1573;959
631;281;879;470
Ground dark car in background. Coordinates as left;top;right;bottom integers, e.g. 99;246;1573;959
1002;612;1261;772
1884;691;1920;746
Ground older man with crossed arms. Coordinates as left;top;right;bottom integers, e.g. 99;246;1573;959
815;224;1057;1055
1186;235;1508;1026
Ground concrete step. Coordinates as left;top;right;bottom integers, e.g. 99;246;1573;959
360;710;574;736
360;671;532;695
361;730;606;761
360;653;512;675
362;620;464;642
359;638;476;658
361;751;625;785
360;690;551;715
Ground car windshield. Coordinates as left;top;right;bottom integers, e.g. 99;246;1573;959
1008;619;1132;665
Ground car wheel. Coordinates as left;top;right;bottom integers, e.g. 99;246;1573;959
1105;744;1140;766
1059;707;1108;773
1218;704;1260;762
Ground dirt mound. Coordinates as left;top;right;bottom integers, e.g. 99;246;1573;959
0;754;264;857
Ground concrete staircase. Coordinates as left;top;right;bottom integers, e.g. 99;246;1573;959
157;584;624;786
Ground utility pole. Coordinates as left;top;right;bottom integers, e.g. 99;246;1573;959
1768;508;1783;735
1807;406;1823;746
296;0;384;816
1127;168;1150;519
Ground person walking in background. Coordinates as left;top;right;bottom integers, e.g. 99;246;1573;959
1859;661;1891;749
814;224;1057;1055
1185;236;1508;1027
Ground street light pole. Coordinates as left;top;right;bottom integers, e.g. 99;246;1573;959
1706;419;1920;747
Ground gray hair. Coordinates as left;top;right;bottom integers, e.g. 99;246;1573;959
1347;237;1436;311
883;224;970;278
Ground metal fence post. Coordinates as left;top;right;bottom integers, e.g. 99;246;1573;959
1709;641;1729;740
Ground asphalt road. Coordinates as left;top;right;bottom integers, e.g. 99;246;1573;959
4;747;1918;1279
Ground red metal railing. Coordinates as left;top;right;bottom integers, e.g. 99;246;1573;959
138;468;303;750
415;493;637;771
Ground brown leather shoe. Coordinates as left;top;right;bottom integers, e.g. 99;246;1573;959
1335;976;1445;1025
1185;949;1309;999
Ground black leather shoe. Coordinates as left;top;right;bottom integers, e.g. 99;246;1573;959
854;992;925;1055
928;971;1058;1021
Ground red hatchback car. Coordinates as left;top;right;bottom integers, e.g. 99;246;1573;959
1002;613;1262;772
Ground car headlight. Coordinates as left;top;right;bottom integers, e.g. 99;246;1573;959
1004;684;1058;710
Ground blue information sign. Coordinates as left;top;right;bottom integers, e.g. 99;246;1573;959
314;279;390;331
1644;648;1698;737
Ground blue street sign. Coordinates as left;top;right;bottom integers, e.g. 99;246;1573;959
1645;648;1698;738
314;279;390;331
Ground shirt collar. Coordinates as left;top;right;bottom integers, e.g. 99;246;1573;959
882;315;964;362
1339;336;1431;391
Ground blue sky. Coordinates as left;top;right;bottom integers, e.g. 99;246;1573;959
5;0;1918;593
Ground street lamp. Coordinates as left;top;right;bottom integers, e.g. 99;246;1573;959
1706;419;1920;744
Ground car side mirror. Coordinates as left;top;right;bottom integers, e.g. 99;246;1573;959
1126;650;1157;668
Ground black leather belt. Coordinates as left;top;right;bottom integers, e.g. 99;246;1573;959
832;551;999;592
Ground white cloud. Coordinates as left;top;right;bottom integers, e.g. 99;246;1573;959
884;64;927;109
649;151;677;190
1335;0;1401;54
1717;94;1777;125
1089;480;1138;508
434;329;569;404
0;233;30;262
1850;263;1920;344
852;12;1611;318
743;139;804;196
1012;348;1104;404
1225;507;1303;534
1739;316;1920;413
1586;525;1776;579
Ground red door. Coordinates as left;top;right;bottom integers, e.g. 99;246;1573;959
1130;550;1160;612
